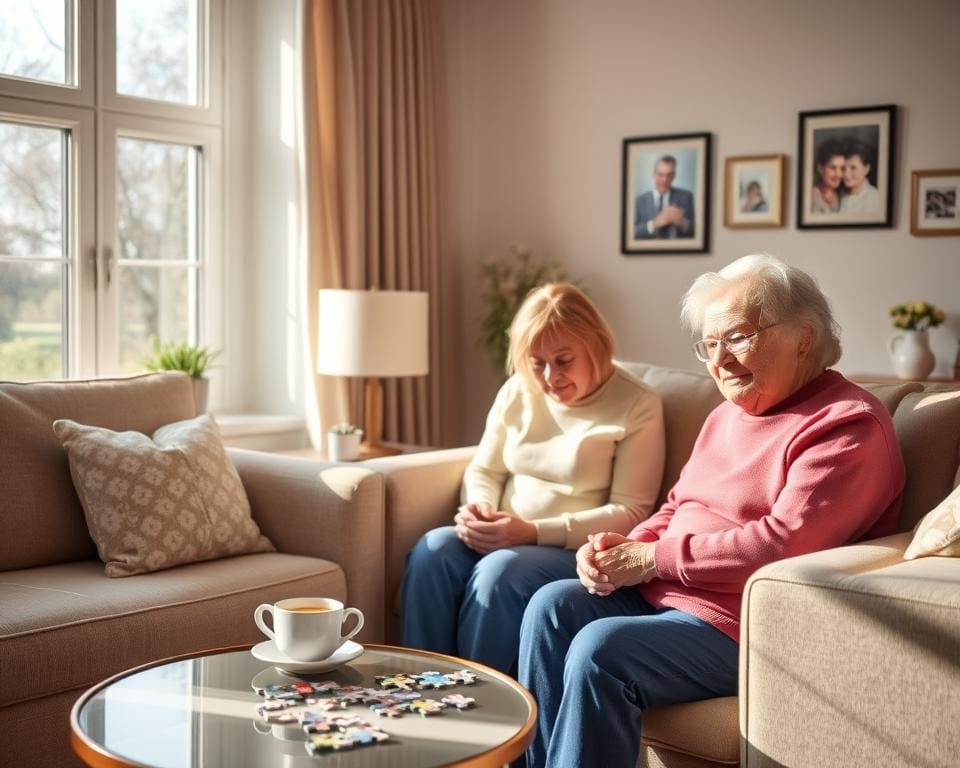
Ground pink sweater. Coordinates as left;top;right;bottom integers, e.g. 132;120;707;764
632;370;905;642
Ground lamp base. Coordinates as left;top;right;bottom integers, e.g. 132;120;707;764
359;441;402;458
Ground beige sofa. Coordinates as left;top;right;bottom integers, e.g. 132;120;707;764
369;362;960;768
0;372;385;768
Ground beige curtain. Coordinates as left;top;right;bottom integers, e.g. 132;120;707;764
302;0;445;448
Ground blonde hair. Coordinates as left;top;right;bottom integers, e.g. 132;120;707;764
507;283;614;383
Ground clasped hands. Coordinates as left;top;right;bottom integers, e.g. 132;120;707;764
576;533;657;596
652;204;687;230
455;502;537;554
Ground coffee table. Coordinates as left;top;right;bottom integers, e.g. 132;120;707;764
70;643;535;767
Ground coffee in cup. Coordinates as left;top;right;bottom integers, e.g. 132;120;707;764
254;597;364;661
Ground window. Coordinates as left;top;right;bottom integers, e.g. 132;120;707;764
0;0;222;382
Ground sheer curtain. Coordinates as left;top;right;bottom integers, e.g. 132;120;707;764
301;0;446;448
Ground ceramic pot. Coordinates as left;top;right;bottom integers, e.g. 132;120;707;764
888;329;936;381
192;377;210;415
327;431;362;461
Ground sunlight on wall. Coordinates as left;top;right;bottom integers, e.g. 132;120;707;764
280;40;296;149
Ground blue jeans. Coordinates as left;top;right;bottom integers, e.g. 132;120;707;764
400;526;578;675
519;579;739;768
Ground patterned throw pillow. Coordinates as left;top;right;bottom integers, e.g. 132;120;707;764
54;414;275;576
904;484;960;560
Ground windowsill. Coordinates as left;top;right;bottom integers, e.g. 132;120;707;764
215;413;309;451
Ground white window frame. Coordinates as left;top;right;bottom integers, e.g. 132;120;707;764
98;0;223;126
0;0;95;108
0;96;97;377
0;0;225;397
97;113;223;376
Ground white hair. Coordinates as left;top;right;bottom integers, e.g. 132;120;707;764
680;253;842;369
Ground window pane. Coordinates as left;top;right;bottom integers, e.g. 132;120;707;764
116;0;200;106
0;261;64;380
118;265;195;371
0;121;64;260
0;0;69;85
117;137;196;261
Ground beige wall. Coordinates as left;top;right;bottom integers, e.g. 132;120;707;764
444;0;960;444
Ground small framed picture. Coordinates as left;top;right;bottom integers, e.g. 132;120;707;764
724;154;786;229
621;132;711;255
910;169;960;236
797;104;896;229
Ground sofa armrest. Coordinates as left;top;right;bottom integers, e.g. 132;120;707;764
363;447;476;641
228;448;385;642
740;532;960;768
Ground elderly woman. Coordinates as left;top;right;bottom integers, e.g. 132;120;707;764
401;283;665;674
518;255;906;768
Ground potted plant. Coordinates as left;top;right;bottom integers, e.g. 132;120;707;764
327;424;364;461
141;338;221;415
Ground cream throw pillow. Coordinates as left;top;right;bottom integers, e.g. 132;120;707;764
904;484;960;560
54;414;275;576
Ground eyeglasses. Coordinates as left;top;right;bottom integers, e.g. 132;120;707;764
692;323;780;363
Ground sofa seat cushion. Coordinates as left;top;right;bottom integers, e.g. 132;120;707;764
643;696;739;764
0;552;345;709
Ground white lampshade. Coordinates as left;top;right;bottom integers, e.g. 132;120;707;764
316;289;429;377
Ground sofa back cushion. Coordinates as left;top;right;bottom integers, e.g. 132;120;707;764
889;386;960;531
620;362;724;508
0;372;196;570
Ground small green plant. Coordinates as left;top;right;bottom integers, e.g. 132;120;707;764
478;245;574;370
329;423;363;435
889;301;946;331
141;338;221;379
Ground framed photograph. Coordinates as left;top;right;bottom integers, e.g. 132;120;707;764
910;169;960;236
724;154;786;228
797;104;896;229
621;132;711;254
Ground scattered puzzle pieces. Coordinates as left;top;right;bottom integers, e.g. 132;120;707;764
416;671;456;690
407;698;446;716
375;673;419;691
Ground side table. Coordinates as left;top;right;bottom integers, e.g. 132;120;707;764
71;643;535;768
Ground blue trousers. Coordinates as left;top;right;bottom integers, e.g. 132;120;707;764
519;580;739;768
400;526;578;675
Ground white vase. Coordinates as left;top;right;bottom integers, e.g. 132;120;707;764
888;329;936;381
327;431;362;461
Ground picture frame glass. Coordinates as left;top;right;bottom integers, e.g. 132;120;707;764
621;133;710;255
916;174;959;230
798;106;895;228
725;155;784;228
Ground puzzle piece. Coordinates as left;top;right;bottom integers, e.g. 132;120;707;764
376;673;419;691
310;680;342;694
448;670;478;686
260;708;298;724
305;732;355;753
300;711;334;733
314;697;347;711
407;698;446;716
328;715;369;730
370;703;407;718
416;671;456;690
337;686;373;705
441;693;476;710
343;725;390;746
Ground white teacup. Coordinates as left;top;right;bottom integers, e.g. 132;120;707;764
254;597;364;661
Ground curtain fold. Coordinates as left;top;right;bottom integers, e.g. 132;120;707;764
302;0;445;447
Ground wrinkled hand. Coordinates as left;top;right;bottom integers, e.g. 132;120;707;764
576;537;610;595
591;532;658;593
455;504;536;554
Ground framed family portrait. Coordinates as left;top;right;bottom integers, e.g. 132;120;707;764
621;132;711;255
910;169;960;236
797;104;896;229
724;154;786;228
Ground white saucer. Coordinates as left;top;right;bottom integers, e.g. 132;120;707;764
251;639;364;674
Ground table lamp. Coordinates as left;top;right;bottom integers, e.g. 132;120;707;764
316;289;429;457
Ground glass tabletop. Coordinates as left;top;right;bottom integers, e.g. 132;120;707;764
71;644;535;768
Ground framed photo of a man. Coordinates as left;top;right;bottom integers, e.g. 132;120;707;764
797;104;896;229
621;132;711;254
724;154;786;229
910;169;960;236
